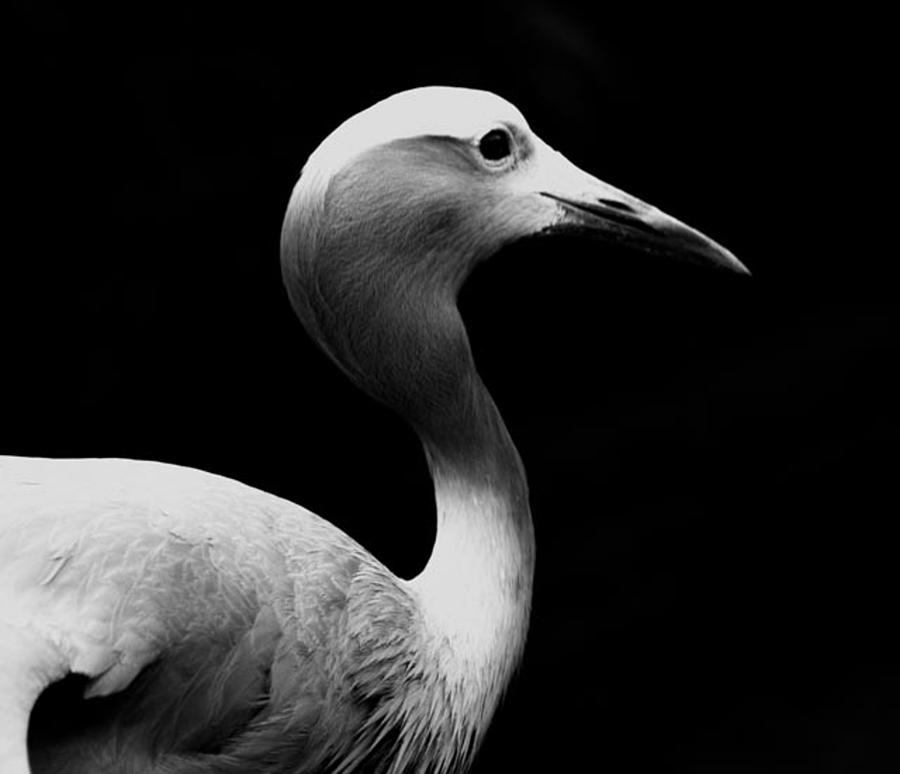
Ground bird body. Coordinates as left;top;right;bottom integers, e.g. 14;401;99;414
1;456;516;773
1;87;745;773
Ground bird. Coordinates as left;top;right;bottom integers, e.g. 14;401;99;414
1;86;747;774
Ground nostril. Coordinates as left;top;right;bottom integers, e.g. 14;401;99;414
598;199;636;214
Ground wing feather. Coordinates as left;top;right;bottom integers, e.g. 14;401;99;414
1;456;410;774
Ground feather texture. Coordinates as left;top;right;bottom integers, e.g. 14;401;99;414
4;456;515;774
1;458;408;772
5;86;742;773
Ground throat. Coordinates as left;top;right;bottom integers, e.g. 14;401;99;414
411;474;533;663
326;281;536;677
409;376;535;689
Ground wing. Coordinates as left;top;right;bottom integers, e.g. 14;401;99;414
0;455;409;774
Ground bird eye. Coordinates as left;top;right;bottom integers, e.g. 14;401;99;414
478;129;513;163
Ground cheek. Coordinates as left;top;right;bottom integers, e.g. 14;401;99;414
417;196;470;244
481;195;559;245
428;192;558;265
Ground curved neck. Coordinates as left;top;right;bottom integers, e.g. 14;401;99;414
414;372;534;655
285;236;535;707
383;293;535;714
409;365;534;746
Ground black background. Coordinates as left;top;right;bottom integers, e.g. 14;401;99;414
4;3;896;771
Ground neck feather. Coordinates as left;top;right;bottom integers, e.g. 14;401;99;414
409;357;535;723
284;229;535;717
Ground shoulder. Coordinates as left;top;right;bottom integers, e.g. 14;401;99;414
0;456;365;694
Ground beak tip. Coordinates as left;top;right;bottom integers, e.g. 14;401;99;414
721;250;751;276
718;255;750;276
537;174;750;277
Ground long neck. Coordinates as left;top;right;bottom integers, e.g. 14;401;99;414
413;371;535;685
407;331;535;760
350;282;535;706
284;228;535;719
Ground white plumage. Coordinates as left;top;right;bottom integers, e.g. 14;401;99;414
2;87;745;774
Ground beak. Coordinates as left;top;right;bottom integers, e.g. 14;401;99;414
531;144;749;275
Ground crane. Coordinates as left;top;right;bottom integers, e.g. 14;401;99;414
1;86;747;774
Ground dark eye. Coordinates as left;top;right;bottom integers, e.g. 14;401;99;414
478;129;513;162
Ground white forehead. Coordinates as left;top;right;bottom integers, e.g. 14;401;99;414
303;86;530;178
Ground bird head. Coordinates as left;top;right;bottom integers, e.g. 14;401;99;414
280;86;747;409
